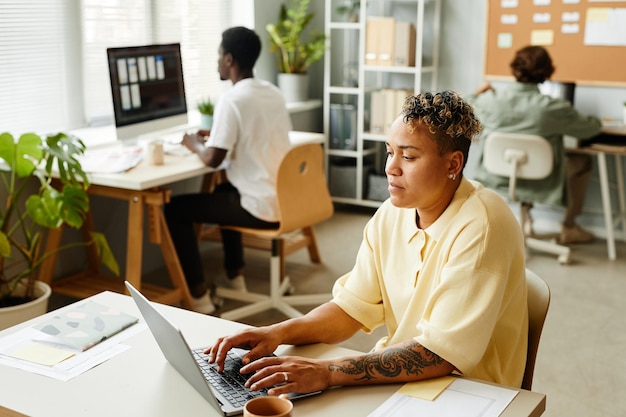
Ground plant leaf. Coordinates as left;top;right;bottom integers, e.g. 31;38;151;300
91;232;120;276
0;231;9;257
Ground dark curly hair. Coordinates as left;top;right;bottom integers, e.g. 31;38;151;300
221;26;261;71
401;90;482;169
510;45;554;83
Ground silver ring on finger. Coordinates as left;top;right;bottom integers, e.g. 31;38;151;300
282;372;288;383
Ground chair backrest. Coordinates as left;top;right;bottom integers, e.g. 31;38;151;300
274;143;334;234
522;268;551;391
483;132;554;201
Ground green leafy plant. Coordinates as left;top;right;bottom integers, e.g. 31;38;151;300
197;97;214;116
0;132;118;307
266;0;327;74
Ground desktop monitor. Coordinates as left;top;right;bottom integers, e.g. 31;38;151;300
540;81;576;105
107;43;188;140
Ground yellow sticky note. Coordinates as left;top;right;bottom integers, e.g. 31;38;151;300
531;29;554;45
397;375;456;401
8;343;75;366
587;8;609;23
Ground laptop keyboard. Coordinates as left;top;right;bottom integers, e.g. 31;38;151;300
193;349;268;408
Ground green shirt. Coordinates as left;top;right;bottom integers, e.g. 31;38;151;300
467;83;602;206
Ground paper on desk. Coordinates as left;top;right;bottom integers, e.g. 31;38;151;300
0;323;146;381
397;375;455;400
77;146;143;173
8;342;75;366
368;378;518;417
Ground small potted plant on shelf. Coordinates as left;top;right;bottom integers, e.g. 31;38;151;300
0;131;118;330
197;97;214;131
266;0;326;102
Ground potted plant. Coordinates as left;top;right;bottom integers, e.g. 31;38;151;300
197;97;214;131
266;0;326;102
0;131;118;330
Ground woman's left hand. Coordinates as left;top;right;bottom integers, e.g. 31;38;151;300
242;356;331;396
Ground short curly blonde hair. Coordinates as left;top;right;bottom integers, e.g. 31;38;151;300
401;90;482;168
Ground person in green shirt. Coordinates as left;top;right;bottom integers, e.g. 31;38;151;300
468;45;602;244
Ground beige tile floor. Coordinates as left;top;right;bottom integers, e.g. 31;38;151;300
50;204;626;417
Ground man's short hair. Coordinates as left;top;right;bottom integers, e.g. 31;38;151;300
510;45;555;84
400;90;482;169
221;26;262;71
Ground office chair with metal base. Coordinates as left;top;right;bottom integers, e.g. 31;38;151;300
483;132;571;264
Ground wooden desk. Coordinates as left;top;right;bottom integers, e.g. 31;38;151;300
568;124;626;260
0;292;546;417
37;129;326;308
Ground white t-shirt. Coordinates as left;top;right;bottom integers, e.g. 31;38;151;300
206;78;292;222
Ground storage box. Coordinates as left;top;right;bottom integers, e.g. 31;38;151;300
367;174;389;201
329;162;372;199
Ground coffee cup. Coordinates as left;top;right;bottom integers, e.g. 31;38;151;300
146;140;164;165
243;396;293;417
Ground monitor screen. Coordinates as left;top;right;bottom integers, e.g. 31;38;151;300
107;43;188;140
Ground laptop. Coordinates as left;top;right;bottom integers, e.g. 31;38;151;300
124;281;318;416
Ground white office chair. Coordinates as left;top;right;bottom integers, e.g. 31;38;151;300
483;132;571;264
523;268;551;391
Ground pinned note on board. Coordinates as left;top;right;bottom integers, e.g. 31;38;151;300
531;29;554;45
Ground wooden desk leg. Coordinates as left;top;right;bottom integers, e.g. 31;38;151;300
153;207;193;309
37;227;64;285
614;154;626;241
125;194;144;290
597;153;616;260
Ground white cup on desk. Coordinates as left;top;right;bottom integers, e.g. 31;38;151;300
139;139;164;165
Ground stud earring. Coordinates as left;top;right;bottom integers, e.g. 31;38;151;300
448;173;457;180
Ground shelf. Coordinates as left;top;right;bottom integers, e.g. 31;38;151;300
328;86;360;95
323;0;441;207
286;99;322;113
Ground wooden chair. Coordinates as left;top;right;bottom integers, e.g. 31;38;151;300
209;143;334;321
523;268;551;391
483;131;571;264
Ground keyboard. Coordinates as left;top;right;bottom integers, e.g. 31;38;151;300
193;349;269;408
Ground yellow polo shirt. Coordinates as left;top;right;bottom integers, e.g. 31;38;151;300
332;179;528;387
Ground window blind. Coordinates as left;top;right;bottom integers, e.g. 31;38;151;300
0;1;73;133
0;0;241;134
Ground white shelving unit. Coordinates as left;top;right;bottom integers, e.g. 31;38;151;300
323;0;441;207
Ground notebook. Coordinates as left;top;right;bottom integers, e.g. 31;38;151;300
125;281;318;416
33;300;139;351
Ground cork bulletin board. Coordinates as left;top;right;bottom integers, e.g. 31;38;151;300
485;0;626;87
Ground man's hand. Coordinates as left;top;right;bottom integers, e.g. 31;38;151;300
241;356;331;396
205;327;282;372
181;132;205;153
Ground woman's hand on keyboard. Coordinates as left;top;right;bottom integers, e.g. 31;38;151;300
206;327;281;373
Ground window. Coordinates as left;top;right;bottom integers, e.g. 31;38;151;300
0;0;251;134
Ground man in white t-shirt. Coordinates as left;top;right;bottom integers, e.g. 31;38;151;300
164;26;292;314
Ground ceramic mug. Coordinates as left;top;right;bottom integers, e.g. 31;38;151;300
146;140;164;165
243;396;293;417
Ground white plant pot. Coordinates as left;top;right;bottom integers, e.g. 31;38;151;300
0;281;52;330
200;114;213;131
277;73;309;103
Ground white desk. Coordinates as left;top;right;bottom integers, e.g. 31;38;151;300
0;292;546;417
568;124;626;260
37;128;326;307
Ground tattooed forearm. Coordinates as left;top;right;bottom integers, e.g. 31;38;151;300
328;340;445;381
